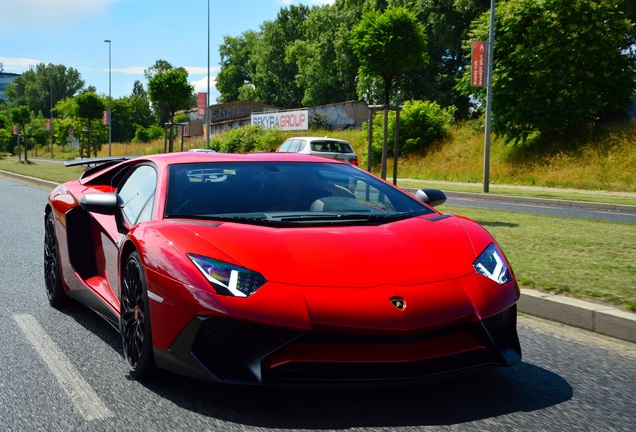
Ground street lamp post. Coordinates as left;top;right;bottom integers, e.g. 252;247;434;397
104;39;112;156
47;65;54;157
483;0;496;193
206;0;211;149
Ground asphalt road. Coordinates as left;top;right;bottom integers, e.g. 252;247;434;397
1;176;635;431
443;196;636;224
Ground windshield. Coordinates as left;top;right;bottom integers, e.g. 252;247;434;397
164;162;433;225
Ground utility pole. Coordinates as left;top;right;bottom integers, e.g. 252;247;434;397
206;0;211;149
48;65;54;157
483;0;496;193
104;39;112;156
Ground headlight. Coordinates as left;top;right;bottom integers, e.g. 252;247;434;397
473;244;512;284
188;254;266;297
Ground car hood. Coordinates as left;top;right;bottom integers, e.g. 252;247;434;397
176;215;479;288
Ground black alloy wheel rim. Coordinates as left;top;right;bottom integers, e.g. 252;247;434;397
44;215;59;300
121;257;146;370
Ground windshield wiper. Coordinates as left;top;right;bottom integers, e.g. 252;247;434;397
279;212;425;223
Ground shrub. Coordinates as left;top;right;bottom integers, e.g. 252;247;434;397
148;125;164;140
133;124;165;143
309;112;329;131
173;113;189;124
216;126;286;153
366;100;455;162
133;125;151;143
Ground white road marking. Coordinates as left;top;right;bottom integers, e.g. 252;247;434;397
13;314;113;421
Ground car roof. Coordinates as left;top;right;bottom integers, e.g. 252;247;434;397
77;151;348;186
131;151;347;167
285;137;350;143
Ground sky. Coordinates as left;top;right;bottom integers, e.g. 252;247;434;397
0;0;335;103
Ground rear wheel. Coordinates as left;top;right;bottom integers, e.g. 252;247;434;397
120;251;155;379
44;211;66;307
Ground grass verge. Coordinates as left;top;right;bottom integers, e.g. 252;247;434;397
441;204;636;311
0;159;84;184
398;179;636;207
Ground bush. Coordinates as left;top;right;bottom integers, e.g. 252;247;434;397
148;125;164;140
133;125;151;143
173;113;189;124
216;126;286;153
366;100;455;162
309;112;329;131
133;124;165;143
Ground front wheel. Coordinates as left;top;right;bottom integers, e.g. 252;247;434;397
120;251;155;379
44;211;66;307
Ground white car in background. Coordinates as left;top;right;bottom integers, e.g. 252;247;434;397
277;137;358;165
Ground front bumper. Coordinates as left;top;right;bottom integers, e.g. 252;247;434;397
153;304;521;386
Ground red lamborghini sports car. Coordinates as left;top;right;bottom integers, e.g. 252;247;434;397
44;152;521;386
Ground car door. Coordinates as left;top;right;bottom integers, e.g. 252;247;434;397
95;164;157;308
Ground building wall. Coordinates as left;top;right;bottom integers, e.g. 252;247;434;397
0;72;20;102
310;101;368;130
183;100;370;134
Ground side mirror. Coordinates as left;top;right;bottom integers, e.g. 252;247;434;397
79;193;128;233
415;189;447;207
79;193;122;215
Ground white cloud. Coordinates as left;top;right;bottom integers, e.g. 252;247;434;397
90;65;218;76
190;75;218;94
0;57;43;71
184;66;220;76
110;66;147;75
276;0;336;6
0;0;119;32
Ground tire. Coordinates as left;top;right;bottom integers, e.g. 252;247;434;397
44;211;66;307
120;251;155;379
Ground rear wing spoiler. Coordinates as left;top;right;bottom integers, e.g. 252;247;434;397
65;157;131;180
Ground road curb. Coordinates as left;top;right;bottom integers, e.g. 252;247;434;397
519;289;636;343
3;169;635;344
0;169;59;189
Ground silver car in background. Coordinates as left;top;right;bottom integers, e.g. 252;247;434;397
277;137;359;165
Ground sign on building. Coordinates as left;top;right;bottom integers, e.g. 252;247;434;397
251;109;308;131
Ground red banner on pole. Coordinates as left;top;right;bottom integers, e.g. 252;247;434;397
198;92;207;117
102;111;109;126
471;40;487;87
13;124;18;135
46;118;51;131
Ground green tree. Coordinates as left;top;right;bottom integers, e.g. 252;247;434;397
216;31;259;103
26;115;50;155
251;4;311;108
109;82;152;142
286;2;360;106
75;92;106;156
147;67;194;124
52;97;81;152
350;7;428;106
129;80;153;128
459;0;636;144
10;106;31;162
144;59;174;79
5;63;84;117
388;0;490;116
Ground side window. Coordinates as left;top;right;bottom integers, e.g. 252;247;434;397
297;140;307;152
279;140;291;152
118;165;157;225
286;140;296;152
